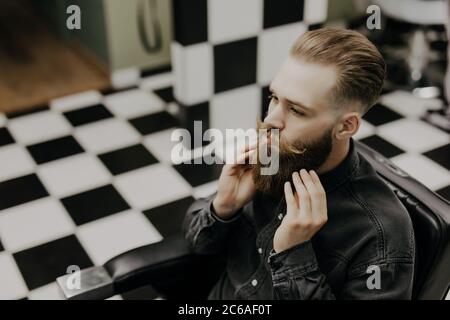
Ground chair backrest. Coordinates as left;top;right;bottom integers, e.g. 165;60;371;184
355;141;450;299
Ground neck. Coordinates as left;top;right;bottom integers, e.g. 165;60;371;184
316;138;350;175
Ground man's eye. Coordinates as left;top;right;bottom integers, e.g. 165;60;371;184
290;107;305;116
268;94;278;102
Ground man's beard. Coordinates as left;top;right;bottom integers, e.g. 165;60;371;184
251;120;333;198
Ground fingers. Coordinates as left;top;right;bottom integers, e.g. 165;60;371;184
233;142;257;164
309;170;326;194
238;141;257;155
284;182;297;215
300;169;327;224
288;169;327;223
228;149;256;167
236;148;256;164
292;171;312;220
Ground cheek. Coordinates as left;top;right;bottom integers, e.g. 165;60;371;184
282;118;329;143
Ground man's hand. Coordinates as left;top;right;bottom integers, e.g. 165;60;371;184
273;169;328;253
212;144;257;220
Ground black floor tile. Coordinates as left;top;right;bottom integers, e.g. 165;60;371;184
98;144;159;175
101;85;139;96
423;144;450;171
362;103;404;126
154;86;175;103
359;135;405;158
129;111;179;135
63;104;113;127
173;161;223;187
13;235;93;291
436;185;450;202
6;105;49;119
141;65;172;78
0;127;15;147
61;185;131;226
143;196;196;238
263;0;304;29
179;101;210;149
0;174;49;211
27;136;84;164
214;37;257;93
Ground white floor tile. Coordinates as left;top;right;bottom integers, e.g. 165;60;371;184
113;164;192;210
377;118;450;153
37;154;111;198
354;120;376;140
28;282;65;300
74;118;141;154
111;67;140;89
139;72;173;91
166;102;180;117
0;144;35;182
7;111;72;145
0;198;75;252
76;210;162;265
380;90;443;118
390;153;450;191
0;252;28;300
143;128;182;164
208;0;262;44
104;89;165;119
50;90;103;113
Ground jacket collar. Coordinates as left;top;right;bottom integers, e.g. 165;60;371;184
318;138;360;193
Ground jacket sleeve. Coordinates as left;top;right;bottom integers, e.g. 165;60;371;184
268;241;414;300
182;193;242;255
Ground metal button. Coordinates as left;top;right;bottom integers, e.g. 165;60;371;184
258;248;263;254
277;213;284;220
251;279;258;286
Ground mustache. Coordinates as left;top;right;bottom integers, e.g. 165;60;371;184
255;119;308;155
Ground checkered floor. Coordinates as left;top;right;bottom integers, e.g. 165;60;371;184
0;70;449;300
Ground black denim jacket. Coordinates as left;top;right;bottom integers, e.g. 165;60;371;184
182;139;415;299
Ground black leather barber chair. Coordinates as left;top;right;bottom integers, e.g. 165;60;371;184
56;141;450;300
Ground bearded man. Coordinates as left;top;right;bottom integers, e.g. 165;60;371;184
182;28;415;300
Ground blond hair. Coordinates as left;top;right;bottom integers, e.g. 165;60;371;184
290;28;386;114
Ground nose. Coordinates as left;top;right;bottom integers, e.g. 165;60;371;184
263;104;285;130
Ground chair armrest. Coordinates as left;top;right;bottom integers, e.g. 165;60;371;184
56;234;198;300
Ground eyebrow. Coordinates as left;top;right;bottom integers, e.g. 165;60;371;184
269;85;312;112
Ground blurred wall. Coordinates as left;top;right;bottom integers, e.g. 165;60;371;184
327;0;363;22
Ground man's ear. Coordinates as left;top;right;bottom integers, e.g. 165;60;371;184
335;112;360;140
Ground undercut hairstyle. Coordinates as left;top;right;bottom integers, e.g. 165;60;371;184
290;27;386;115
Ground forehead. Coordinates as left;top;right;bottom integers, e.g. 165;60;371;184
271;56;338;110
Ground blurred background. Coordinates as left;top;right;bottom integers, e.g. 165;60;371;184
0;0;448;300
